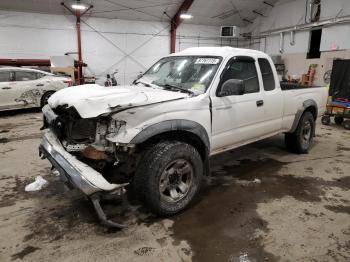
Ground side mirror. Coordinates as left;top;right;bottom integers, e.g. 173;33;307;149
218;79;245;97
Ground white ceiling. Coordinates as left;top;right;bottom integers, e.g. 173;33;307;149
0;0;280;26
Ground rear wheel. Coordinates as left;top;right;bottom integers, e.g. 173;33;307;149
285;111;315;154
40;91;55;108
134;141;203;216
344;120;350;130
334;116;344;125
321;115;331;125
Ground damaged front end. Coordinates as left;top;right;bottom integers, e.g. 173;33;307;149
39;105;130;228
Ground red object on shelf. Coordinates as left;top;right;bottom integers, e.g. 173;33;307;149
306;67;316;86
301;66;316;86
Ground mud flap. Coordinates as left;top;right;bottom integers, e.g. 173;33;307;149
90;193;127;229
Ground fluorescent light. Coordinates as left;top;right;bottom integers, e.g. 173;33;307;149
71;4;87;10
71;2;87;10
180;13;193;19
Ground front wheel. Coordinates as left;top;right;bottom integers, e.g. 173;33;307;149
134;141;203;216
40;91;55;108
285;111;315;154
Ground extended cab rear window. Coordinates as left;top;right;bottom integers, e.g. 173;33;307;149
258;58;275;91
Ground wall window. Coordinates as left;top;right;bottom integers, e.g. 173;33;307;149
221;59;260;93
258;58;275;91
307;29;322;59
310;0;321;22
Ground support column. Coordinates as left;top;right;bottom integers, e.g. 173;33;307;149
76;10;83;85
170;0;194;53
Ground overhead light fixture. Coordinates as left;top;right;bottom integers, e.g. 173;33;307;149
71;0;87;10
180;13;193;19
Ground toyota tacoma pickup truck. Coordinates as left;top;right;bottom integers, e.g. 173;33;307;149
39;47;328;227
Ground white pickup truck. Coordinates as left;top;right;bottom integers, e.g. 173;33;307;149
39;47;328;227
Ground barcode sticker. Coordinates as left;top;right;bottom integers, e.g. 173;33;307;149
195;58;220;64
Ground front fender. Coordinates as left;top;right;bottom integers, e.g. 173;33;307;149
130;119;210;151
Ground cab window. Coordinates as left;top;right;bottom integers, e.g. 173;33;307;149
36;73;47;79
0;71;10;82
220;59;260;94
258;58;275;91
15;71;37;81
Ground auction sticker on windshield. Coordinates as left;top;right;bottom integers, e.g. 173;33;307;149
195;58;220;64
191;83;206;93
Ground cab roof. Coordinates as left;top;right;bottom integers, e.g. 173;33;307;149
171;46;269;59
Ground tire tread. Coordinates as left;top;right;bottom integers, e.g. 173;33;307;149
134;141;203;216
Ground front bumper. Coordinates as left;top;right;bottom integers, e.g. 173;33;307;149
39;130;124;196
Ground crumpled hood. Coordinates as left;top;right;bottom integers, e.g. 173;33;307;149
48;84;189;118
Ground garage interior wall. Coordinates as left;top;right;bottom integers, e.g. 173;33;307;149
0;10;240;85
246;0;350;86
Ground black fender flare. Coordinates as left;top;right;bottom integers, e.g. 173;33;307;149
289;99;318;133
130;119;210;153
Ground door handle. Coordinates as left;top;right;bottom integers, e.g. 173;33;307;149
36;83;44;87
2;87;11;90
256;100;264;107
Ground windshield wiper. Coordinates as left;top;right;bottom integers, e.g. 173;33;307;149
161;84;194;95
134;80;152;87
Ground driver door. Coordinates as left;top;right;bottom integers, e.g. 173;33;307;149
0;70;17;110
211;56;265;152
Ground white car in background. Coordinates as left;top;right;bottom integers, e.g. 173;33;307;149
0;67;72;111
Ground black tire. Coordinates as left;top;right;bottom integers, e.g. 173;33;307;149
285;111;315;154
40;91;55;108
334;116;344;125
134;141;203;216
344;120;350;130
321;115;331;125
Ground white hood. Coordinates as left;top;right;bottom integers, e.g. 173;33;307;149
48;84;189;118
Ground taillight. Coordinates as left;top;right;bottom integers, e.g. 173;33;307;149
63;80;73;87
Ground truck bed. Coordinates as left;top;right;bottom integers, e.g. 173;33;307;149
280;82;323;90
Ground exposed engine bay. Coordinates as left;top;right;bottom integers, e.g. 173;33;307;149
42;104;133;172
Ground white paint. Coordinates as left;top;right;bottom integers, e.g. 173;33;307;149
48;84;189;118
320;24;350;51
0;0;274;26
0;10;226;85
43;47;328;195
48;47;327;154
247;0;350;54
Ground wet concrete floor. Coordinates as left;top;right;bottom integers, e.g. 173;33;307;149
0;109;349;261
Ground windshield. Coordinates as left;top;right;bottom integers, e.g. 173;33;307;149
139;56;222;95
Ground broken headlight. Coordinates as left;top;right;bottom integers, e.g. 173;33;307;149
108;119;126;135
